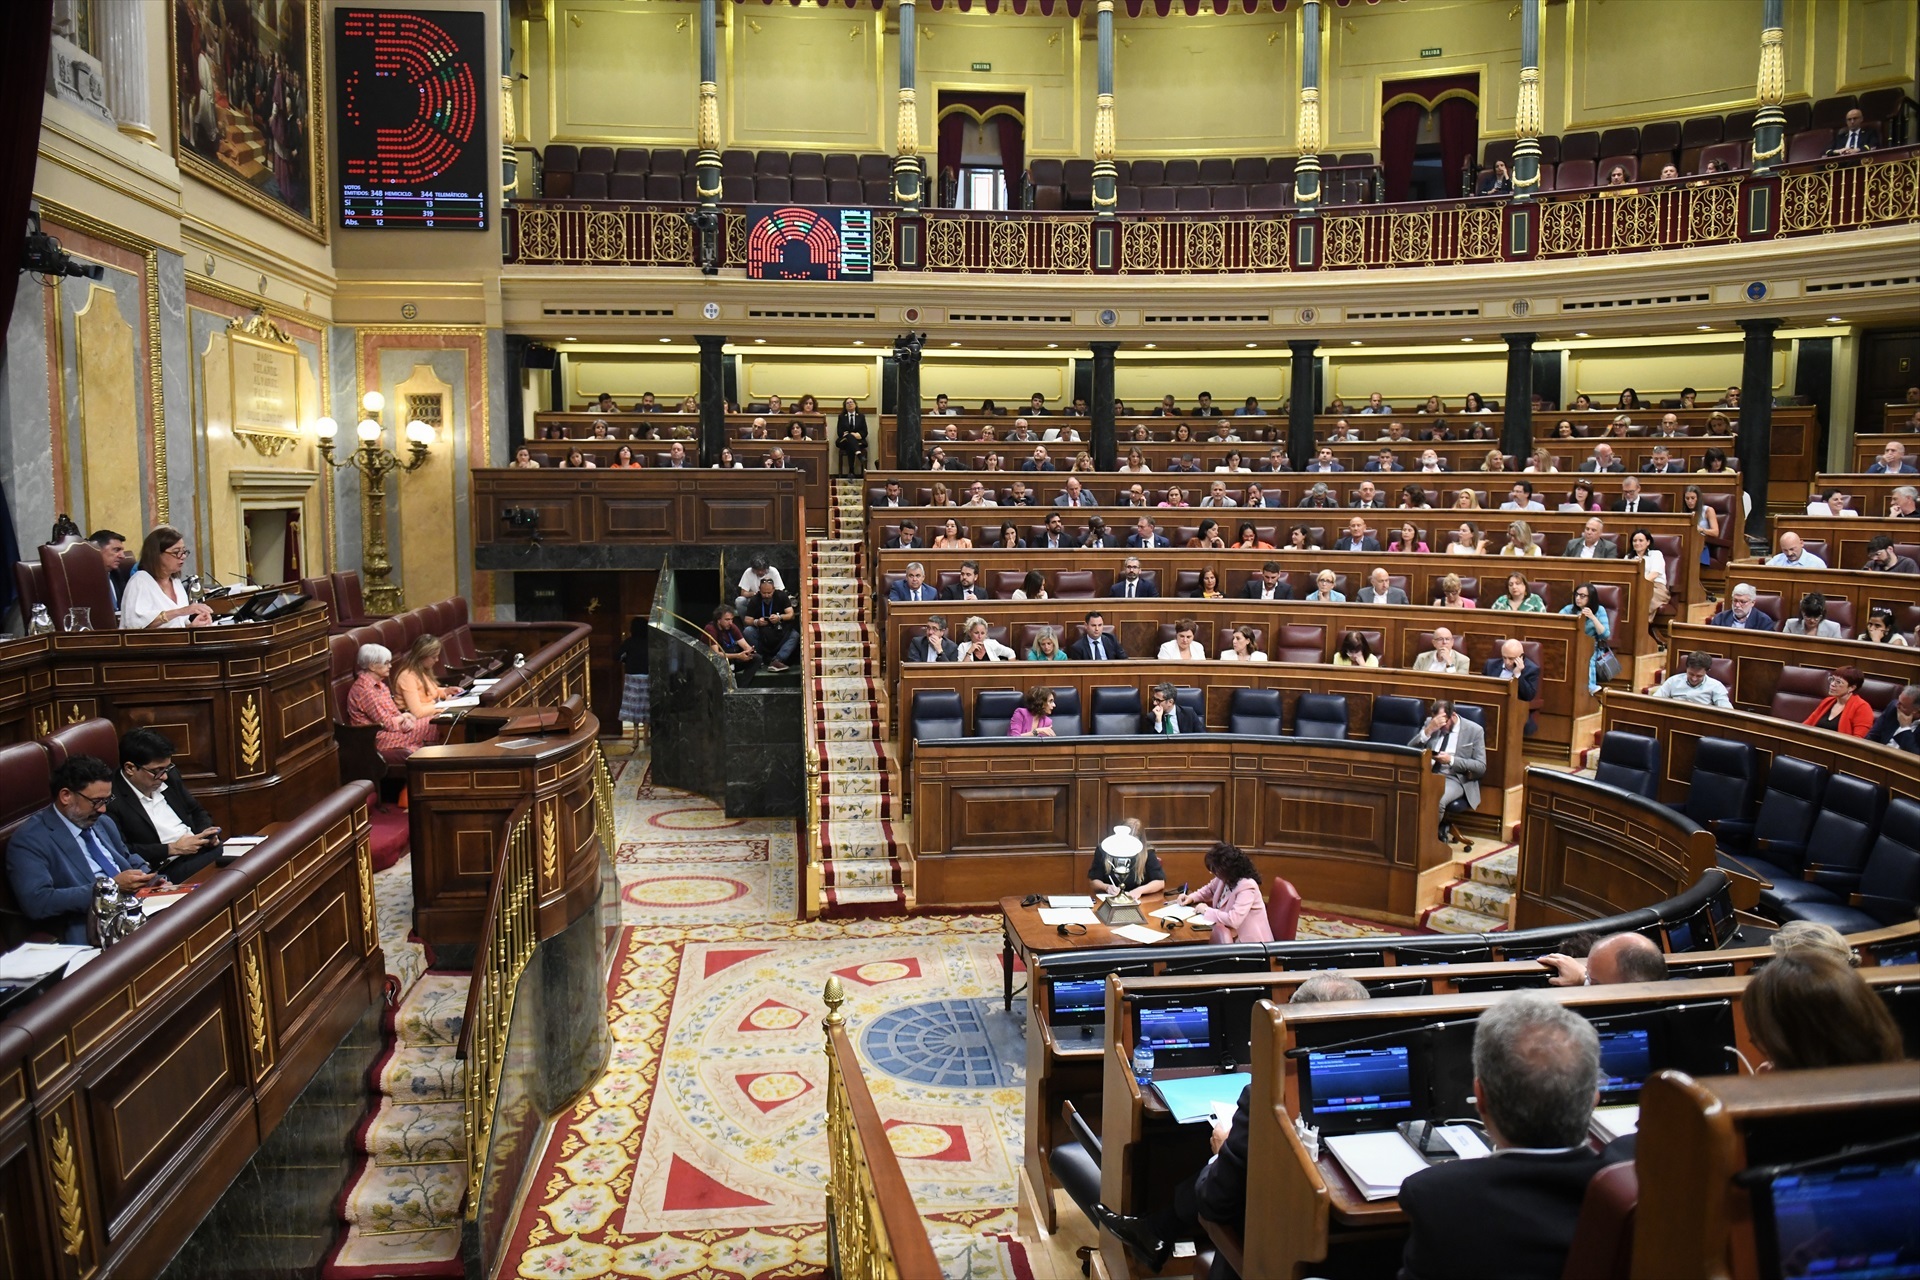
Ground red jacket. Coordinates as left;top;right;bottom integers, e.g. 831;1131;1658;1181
1804;694;1874;738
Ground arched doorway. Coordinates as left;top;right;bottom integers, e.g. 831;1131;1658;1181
1379;75;1480;201
936;92;1026;209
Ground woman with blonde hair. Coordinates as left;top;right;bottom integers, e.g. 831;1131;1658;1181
393;635;461;719
1500;520;1543;556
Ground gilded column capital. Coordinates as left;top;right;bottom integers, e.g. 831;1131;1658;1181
1756;26;1785;106
1297;86;1322;157
896;88;919;157
1094;93;1115;163
698;81;720;150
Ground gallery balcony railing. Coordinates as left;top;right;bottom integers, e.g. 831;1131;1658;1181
502;147;1918;275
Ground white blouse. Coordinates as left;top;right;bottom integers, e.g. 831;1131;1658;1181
1218;649;1268;662
121;569;189;629
1157;640;1208;660
1637;547;1670;587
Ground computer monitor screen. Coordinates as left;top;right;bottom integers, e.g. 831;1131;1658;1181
1752;1155;1920;1280
1596;1028;1654;1103
1049;978;1107;1027
1665;917;1696;954
1396;942;1494;965
1285;947;1388;973
1870;940;1920;968
1361;978;1433;1000
1451;971;1555;993
1302;1045;1415;1133
1136;1003;1212;1055
1705;883;1737;945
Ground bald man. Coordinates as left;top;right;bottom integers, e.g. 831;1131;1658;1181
1540;931;1667;987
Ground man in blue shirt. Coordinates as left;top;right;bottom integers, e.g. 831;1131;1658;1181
1766;532;1827;569
6;757;159;943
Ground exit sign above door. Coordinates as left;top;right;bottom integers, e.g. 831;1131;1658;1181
971;62;992;71
1420;48;1443;58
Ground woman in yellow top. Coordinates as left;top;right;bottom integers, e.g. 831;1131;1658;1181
393;635;461;718
1332;631;1379;667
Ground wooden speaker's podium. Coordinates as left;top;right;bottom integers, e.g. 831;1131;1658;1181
405;697;604;949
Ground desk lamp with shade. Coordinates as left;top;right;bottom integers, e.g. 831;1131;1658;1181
1094;825;1150;927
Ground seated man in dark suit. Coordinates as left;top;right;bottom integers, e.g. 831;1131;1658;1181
939;560;995;602
1066;611;1127;660
1126;517;1170;549
1332;516;1380;552
1109;556;1159;598
1482;638;1541;703
1095;974;1370;1278
1083;516;1121;548
905;615;959;663
7;756;161;943
1037;512;1081;549
874;480;907;507
1826;107;1880;155
1242;561;1294;600
1868;684;1920;755
108;728;221;881
1706;582;1776;630
882;520;925;550
1144;682;1202;735
889;562;938;603
1396;994;1610;1280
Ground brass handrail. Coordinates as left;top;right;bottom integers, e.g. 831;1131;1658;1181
457;799;539;1216
823;977;940;1280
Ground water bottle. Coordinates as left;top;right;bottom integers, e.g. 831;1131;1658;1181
28;604;54;636
1132;1040;1155;1088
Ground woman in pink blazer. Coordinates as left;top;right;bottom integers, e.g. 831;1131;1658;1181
1175;843;1274;944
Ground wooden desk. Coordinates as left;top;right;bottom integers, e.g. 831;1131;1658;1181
0;603;337;833
916;735;1445;916
1851;429;1920;469
1665;622;1920;716
1810;472;1920;517
0;782;380;1279
999;892;1214;1011
405;716;607;947
470;467;812;559
1516;767;1718;930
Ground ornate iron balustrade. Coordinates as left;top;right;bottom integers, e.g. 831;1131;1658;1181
459;799;538;1215
503;147;1918;273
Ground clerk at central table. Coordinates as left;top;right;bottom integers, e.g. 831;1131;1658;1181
1088;820;1166;899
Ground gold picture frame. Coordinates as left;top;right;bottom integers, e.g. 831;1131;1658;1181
227;312;303;457
170;0;329;243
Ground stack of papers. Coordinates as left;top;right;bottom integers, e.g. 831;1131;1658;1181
1111;923;1170;944
469;678;501;691
1046;895;1094;909
1151;1072;1251;1124
1038;908;1099;927
0;943;90;983
437;695;481;710
219;836;268;861
1592;1105;1639;1142
1325;1131;1431;1200
1150;903;1200;923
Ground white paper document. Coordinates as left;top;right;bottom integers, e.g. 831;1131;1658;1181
1046;895;1094;909
1038;908;1099;926
1592;1105;1640;1142
469;678;501;690
437;696;481;710
1432;1125;1492;1159
140;891;193;917
0;943;89;983
220;836;268;857
1325;1131;1431;1200
1110;924;1170;944
1150;904;1200;923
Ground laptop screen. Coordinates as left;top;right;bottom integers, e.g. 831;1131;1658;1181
1753;1155;1920;1280
1303;1045;1414;1132
1596;1028;1653;1103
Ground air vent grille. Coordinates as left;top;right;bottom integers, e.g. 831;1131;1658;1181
541;306;675;317
949;312;1075;324
1344;306;1481;320
1562;292;1710;311
746;308;879;320
1143;313;1270;325
1806;275;1919;293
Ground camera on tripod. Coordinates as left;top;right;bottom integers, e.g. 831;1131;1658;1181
22;213;105;282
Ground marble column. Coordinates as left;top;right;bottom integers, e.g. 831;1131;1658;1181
698;335;726;466
1090;342;1118;472
98;0;154;140
1511;0;1544;199
501;0;518;199
1737;319;1778;543
1293;0;1323;215
1751;0;1787;173
1502;333;1535;463
894;333;924;471
893;0;921;213
1287;340;1318;468
1091;1;1117;217
695;0;721;206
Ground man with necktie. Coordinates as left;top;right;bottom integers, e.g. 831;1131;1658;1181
1613;476;1646;515
1110;557;1159;598
1408;700;1485;845
7;757;160;943
1068;611;1128;660
1826;107;1879;156
89;529;132;614
1146;683;1203;735
888;562;937;602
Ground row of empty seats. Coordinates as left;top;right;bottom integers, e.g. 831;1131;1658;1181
1597;729;1920;935
1028;155;1377;212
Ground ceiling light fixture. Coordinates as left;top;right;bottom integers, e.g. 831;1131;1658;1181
1825;316;1842;323
1573;332;1590;338
1697;324;1713;331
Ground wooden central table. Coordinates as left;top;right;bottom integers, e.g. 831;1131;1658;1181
999;892;1218;1011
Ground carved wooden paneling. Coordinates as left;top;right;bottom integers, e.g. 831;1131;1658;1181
471;470;808;558
1517;767;1719;929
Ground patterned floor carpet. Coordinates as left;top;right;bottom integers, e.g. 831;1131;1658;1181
496;745;1405;1279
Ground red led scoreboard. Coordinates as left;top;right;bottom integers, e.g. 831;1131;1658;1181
336;9;489;230
745;207;874;281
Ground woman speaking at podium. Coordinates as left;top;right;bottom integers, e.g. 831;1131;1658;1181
1088;820;1165;899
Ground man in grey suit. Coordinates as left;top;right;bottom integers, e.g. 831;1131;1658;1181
1054;477;1097;507
1357;567;1409;604
1579;443;1625;472
1412;626;1473;673
1408;699;1486;844
1562;517;1620;559
6;756;161;943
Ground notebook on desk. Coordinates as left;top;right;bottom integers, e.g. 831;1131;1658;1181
1151;1072;1250;1125
1324;1131;1431;1201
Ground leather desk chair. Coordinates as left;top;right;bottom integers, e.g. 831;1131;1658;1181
43;718;119;769
1776;799;1920;934
1593;732;1661;799
39;539;115;630
1756;775;1887;921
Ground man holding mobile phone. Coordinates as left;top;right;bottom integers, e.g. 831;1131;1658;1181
107;728;223;880
7;756;165;943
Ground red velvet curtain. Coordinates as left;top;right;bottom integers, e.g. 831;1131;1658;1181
936;114;966;207
1;0;55;353
1379;101;1423;202
1437;98;1479;198
995;116;1024;209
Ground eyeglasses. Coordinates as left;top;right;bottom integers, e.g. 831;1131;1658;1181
164;545;191;560
128;762;169;779
77;792;111;810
